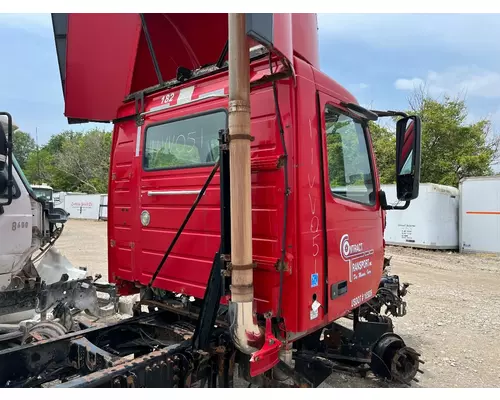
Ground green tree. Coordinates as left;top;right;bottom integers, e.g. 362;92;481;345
407;90;499;187
369;89;499;187
23;128;112;193
54;129;112;193
25;147;55;185
13;130;36;170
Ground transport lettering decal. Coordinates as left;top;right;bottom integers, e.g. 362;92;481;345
340;234;374;282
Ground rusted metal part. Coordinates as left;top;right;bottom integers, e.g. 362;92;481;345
274;259;289;272
0;279;40;316
57;342;189;388
226;133;255;142
371;333;423;385
21;320;67;345
227;262;256;272
37;276;101;317
69;337;121;372
0;311;171;387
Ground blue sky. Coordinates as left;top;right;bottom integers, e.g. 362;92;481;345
1;13;500;148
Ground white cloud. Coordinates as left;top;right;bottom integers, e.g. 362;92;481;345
394;78;425;91
394;66;500;99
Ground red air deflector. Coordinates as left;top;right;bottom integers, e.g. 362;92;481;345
51;13;310;124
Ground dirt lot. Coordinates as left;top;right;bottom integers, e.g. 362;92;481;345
56;219;500;388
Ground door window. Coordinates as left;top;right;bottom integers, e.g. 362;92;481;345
325;105;375;205
143;110;226;171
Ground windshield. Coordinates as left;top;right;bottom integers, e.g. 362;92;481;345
33;188;53;201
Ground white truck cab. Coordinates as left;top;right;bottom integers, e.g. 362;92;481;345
0;114;87;322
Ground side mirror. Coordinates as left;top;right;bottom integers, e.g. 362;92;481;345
0;112;14;206
395;115;421;201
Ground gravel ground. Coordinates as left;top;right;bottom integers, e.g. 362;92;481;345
56;219;500;388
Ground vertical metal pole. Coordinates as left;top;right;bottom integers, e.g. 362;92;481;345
227;13;261;354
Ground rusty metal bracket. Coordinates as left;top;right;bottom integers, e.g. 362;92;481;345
223;262;257;277
134;91;145;126
219;129;230;151
228;262;256;272
227;133;255;142
275;259;289;272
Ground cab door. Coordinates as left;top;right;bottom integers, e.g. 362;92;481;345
136;102;227;299
317;91;384;321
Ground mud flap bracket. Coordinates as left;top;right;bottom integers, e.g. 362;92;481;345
249;315;281;377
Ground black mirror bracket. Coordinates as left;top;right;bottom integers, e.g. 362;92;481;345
379;190;410;211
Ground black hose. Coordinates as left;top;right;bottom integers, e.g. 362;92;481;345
269;55;290;321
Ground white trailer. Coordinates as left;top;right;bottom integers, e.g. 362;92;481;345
53;191;87;208
459;176;500;254
64;194;102;220
381;183;459;250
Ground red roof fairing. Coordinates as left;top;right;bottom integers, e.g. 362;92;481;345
64;14;142;122
130;14;229;94
52;13;319;123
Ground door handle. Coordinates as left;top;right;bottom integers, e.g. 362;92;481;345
147;190;202;196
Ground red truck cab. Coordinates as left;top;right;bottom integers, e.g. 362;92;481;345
52;12;421;362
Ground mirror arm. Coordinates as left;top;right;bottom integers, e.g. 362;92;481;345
370;110;409;119
391;201;410;210
379;190;410;211
341;102;379;121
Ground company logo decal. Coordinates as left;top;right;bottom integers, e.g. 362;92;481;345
339;234;374;282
